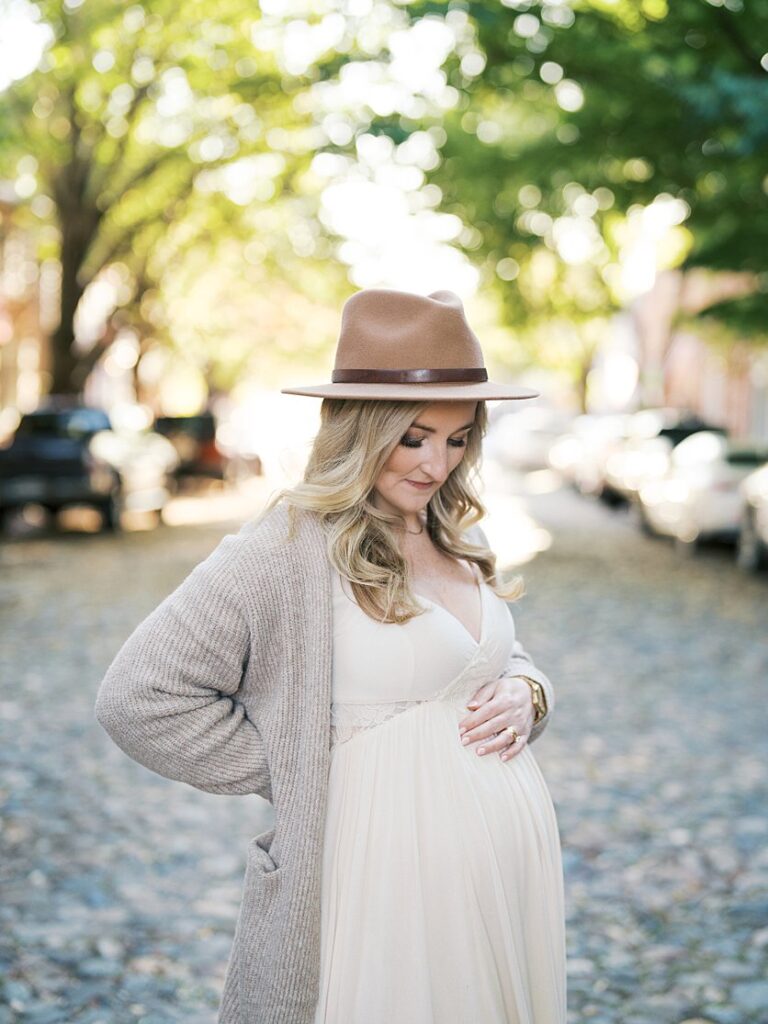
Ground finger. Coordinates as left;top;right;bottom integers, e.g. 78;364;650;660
482;727;528;758
460;689;514;732
465;682;495;710
463;710;524;752
460;693;518;738
475;725;524;756
501;734;528;762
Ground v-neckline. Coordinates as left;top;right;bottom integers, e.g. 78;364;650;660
413;570;485;647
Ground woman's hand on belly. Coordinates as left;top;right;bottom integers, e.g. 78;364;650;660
457;676;535;762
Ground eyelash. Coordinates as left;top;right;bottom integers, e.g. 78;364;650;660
400;435;467;449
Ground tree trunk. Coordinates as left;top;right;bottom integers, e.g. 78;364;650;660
50;161;101;395
50;235;87;395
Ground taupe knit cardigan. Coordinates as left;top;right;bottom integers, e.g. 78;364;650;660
93;499;556;1024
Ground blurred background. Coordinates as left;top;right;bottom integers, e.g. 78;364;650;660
1;2;767;1023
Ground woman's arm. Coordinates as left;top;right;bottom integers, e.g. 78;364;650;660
93;533;272;800
470;522;555;744
500;641;555;744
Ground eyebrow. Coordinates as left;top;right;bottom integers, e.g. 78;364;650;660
411;420;475;434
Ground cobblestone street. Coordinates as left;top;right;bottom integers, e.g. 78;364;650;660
1;477;767;1024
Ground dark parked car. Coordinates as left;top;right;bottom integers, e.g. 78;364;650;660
0;402;179;533
153;412;228;480
153;411;263;483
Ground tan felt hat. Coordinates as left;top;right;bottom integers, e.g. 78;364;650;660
280;287;540;402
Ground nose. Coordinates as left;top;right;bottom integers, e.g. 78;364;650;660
419;444;449;483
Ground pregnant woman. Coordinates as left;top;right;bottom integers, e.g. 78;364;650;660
95;287;566;1024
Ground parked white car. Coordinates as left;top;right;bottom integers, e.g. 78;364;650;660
602;408;724;505
637;432;768;550
548;413;635;497
736;462;768;572
485;405;574;472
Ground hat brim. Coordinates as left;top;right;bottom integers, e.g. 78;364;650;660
280;381;540;401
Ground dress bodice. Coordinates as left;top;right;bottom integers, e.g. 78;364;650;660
330;567;519;746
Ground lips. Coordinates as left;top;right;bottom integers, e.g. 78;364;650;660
406;479;433;489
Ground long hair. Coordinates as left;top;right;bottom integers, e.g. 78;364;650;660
257;398;525;624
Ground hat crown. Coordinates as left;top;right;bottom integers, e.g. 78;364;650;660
334;288;484;373
279;285;540;402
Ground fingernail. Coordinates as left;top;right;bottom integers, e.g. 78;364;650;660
461;736;470;745
477;747;485;755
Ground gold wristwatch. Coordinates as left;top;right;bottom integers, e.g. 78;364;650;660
514;675;548;724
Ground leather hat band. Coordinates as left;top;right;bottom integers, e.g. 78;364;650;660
331;367;488;385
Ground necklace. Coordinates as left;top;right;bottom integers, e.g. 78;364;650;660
403;513;426;535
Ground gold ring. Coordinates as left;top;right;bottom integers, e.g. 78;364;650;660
503;726;519;744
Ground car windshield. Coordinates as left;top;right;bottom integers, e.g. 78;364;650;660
726;451;768;467
17;410;110;439
154;415;216;441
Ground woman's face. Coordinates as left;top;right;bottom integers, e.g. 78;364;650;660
372;400;478;518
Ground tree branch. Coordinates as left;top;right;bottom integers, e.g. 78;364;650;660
104;146;186;203
85;83;153;203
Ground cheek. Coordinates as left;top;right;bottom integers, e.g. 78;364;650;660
450;446;466;469
383;445;420;476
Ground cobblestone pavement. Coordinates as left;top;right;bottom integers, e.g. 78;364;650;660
1;476;766;1024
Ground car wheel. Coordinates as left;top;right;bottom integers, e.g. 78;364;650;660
598;486;625;508
0;506;15;534
164;475;180;498
634;503;657;537
736;508;767;573
100;490;123;532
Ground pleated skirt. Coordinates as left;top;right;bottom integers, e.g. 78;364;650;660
313;697;567;1023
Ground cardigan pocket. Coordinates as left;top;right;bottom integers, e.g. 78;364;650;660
248;824;282;875
221;827;286;1022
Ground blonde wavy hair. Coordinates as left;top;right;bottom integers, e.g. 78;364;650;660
258;398;525;624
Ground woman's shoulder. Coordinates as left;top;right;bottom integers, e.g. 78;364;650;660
181;502;324;614
229;500;326;569
237;497;292;544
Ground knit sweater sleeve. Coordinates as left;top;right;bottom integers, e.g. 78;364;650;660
469;523;555;745
93;533;272;800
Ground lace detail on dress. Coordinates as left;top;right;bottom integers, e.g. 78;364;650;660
331;700;426;747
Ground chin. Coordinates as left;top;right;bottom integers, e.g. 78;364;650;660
391;499;425;515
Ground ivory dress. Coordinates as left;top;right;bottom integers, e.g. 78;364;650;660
312;563;567;1024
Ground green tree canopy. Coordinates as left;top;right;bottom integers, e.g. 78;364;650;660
0;0;341;394
393;0;768;394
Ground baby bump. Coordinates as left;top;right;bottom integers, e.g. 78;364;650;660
324;698;560;885
318;698;567;1024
